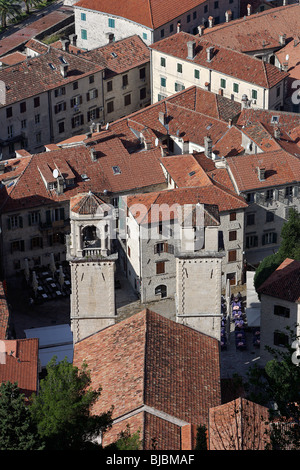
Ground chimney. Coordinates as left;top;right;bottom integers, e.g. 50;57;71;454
208;16;214;28
90;147;97;161
225;10;232;22
69;34;77;46
206;46;214;62
274;127;281;139
247;4;252;15
228;118;232;127
61;39;70;52
56;176;64;195
96;122;102;132
204;135;213;158
159;111;167;126
279;34;286;46
242;94;250;108
198;25;205;36
187;41;196;59
60;62;68;78
177;22;181;33
257;167;266;181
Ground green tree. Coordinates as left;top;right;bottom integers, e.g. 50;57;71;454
0;0;21;28
23;0;40;14
247;326;300;449
254;208;300;291
30;357;113;450
0;381;42;450
107;424;141;450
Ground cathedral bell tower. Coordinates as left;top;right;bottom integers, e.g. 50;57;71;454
67;192;118;343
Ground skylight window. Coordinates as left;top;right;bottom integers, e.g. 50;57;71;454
271;116;279;124
112;166;121;175
48;63;56;70
111;52;118;58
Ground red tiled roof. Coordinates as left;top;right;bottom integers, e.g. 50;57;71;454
1;138;166;213
25;38;49;56
74;0;207;29
0;338;39;398
160;154;212;188
226;149;300;192
202;3;300;53
0;46;104;107
0;7;74;57
70;191;107;214
83;35;150;75
237;108;300;134
73;309;221;449
0;51;26;66
126;184;246;224
257;258;300;303
208;397;270;450
150;31;288;88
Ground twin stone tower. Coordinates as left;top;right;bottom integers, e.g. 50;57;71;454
67;192;224;344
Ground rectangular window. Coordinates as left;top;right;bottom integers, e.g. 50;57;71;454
266;189;273;200
89;75;94;84
156;261;165;274
246;193;255;203
177;63;183;73
35;114;40;124
266;211;274;223
20;101;26;113
276;86;280;97
36;132;41;144
274;331;289;347
214;1;219;8
107;100;114;113
7;125;13;138
160;77;166;88
262;232;277;245
107;80;113;92
220;78;226;89
7;215;23;230
247;213;255;226
140;87;146;100
34;96;40;107
228;250;237;262
229;212;236;221
73;81;78;90
21;119;26;129
108;18;115;28
143;32;147;40
124;94;131;106
58;121;65;133
175;83;185;92
71;114;84;128
160;57;166;67
87;88;98;100
139;67;146;80
87;107;100;121
81;12;86;20
193;11;197;19
81;29;87;40
158;94;166;101
285;186;293;197
30;236;43;249
10;240;25;253
122;74;128;88
274;305;290;318
54;87;66;97
187;14;191;23
54;102;66;114
229;230;237;242
204;5;208;13
246;234;258;248
6;107;12;118
252;89;257;100
170;24;174;33
194;69;200;79
233;83;239;93
160;29;164;38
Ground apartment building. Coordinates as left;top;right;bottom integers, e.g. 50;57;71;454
72;0;240;49
0;135;166;278
226;149;300;266
150;31;289;109
257;258;300;365
0;46;105;159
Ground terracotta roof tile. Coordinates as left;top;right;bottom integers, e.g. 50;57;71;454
74;0;207;29
1;138;165;213
150;31;288;88
257;258;300;303
209;397;270;450
226;149;300;192
0;46;104;107
83;35;150;75
0;338;39;398
202;3;300;53
73;309;221;443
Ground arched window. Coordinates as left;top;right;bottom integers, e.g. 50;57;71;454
155;284;167;298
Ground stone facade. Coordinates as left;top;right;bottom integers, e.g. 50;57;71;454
259;293;300;365
175;254;223;340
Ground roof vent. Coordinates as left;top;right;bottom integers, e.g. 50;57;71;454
90;147;97;161
187;41;196;60
206;46;214;62
204;135;213;158
257;167;266;181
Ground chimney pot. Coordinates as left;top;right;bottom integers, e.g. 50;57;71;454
257;167;266;181
206;46;214;61
225;10;232;22
204;135;213;158
208;16;214;28
187;41;196;59
247;4;252;15
198;25;205;36
177;22;181;33
274;127;281;139
279;34;286;46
